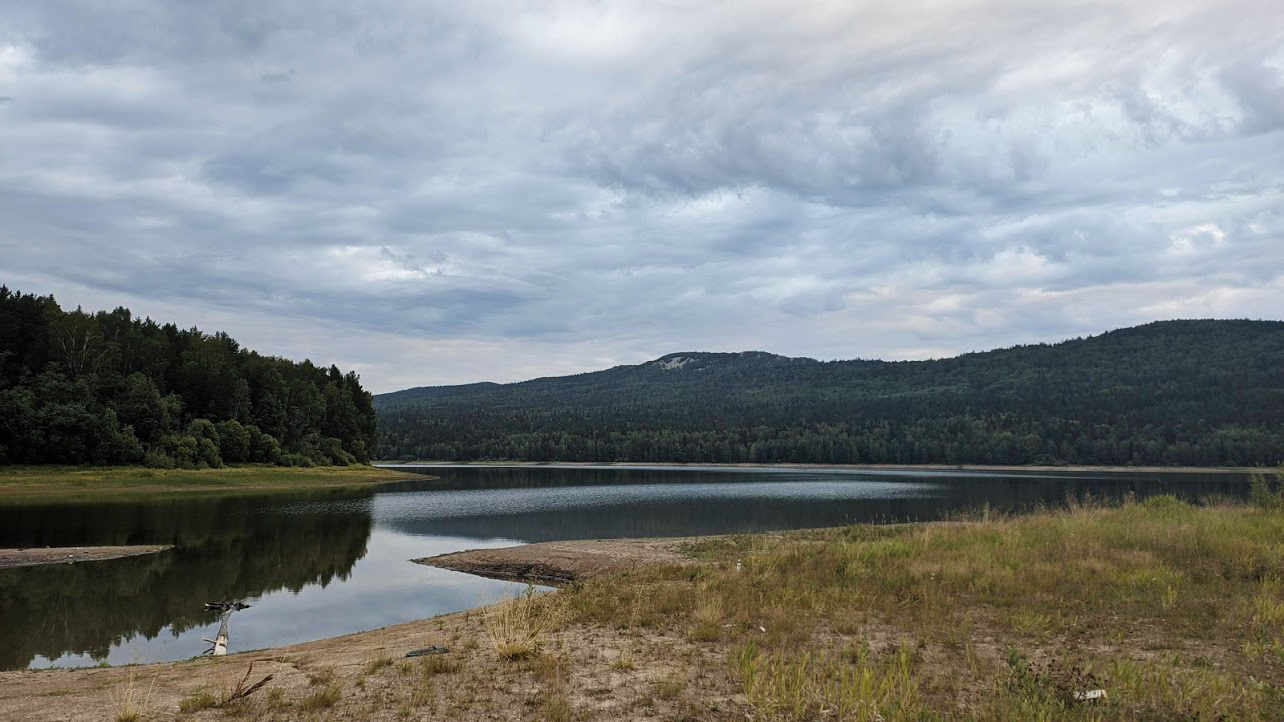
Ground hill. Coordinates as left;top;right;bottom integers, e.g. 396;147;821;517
0;287;378;468
376;320;1284;466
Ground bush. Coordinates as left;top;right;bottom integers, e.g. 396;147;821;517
142;450;175;469
278;452;314;468
1249;473;1284;511
160;434;200;469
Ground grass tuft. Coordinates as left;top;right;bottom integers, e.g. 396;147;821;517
299;683;341;711
485;585;561;661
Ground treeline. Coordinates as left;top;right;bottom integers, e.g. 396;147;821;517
0;287;377;468
376;320;1284;467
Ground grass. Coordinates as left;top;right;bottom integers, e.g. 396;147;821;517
558;494;1284;720
177;688;220;712
300;683;342;711
484;585;562;661
0;464;421;501
364;655;394;674
109;665;159;722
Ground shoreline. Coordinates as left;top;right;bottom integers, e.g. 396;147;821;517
378;460;1277;474
0;464;425;502
0;534;713;721
0;545;173;570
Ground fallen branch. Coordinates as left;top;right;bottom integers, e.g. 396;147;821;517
223;661;274;704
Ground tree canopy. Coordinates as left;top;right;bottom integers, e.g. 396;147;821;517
0;287;377;468
376;320;1284;467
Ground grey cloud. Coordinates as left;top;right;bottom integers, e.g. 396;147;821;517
1;0;1281;388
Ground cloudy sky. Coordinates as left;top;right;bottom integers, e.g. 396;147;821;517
1;1;1281;392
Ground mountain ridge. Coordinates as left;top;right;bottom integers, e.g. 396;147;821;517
375;319;1284;466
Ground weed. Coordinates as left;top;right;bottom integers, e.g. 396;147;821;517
655;673;686;700
178;689;220;712
299;682;341;711
537;690;573;722
364;655;394;674
109;666;159;722
420;655;460;676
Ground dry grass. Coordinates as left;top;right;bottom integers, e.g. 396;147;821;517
109;666;159;722
559;495;1284;720
484;585;562;661
299;682;341;711
364;655;394;675
177;688;220;713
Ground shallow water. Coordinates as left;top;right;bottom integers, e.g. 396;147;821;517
0;465;1251;670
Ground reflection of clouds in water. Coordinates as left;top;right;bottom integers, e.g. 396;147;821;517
373;480;944;521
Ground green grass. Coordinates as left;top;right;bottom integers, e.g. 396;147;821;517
0;464;420;501
560;495;1284;720
177;688;221;712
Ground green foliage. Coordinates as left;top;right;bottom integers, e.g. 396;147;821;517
1249;472;1284;510
377;320;1284;466
0;286;377;468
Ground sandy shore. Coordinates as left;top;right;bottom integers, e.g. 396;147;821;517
0;545;173;569
414;538;699;584
0;537;720;721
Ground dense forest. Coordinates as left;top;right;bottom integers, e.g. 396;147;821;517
377;320;1284;467
0;287;377;467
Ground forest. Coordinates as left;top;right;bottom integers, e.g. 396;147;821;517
0;287;378;468
377;320;1284;467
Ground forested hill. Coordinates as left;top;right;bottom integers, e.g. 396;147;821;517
376;320;1284;467
0;287;377;468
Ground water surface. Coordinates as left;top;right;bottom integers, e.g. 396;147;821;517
0;465;1251;670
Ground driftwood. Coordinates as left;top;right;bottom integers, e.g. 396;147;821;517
222;662;273;705
201;612;231;656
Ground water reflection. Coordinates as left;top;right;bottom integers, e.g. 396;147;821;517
0;492;373;670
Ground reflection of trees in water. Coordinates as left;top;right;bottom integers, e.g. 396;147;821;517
0;491;373;670
0;487;374;548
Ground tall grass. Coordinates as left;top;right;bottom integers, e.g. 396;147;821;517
485;585;562;660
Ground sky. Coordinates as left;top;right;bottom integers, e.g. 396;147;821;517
1;1;1281;393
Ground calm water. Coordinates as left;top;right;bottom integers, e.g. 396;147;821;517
0;465;1252;670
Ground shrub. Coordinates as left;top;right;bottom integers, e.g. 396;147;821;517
1250;473;1284;511
142;450;175;469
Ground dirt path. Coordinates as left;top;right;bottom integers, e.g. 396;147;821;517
0;545;172;569
414;538;700;584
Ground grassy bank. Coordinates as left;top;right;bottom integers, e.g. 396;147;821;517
0;464;422;501
549;494;1284;720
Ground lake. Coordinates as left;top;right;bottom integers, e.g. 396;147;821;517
0;464;1253;670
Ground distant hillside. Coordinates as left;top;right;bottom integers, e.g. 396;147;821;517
376;320;1284;466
